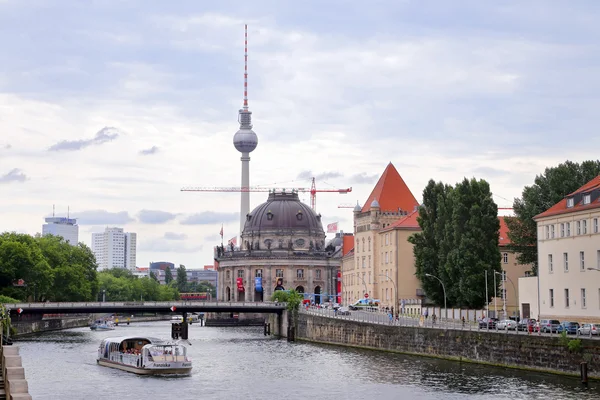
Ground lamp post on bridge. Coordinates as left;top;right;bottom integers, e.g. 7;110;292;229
379;273;398;317
102;289;106;303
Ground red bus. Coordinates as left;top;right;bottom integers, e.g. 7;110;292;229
180;292;210;301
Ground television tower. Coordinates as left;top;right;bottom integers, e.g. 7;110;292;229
233;24;258;242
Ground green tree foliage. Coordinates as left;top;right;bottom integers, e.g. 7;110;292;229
176;264;187;292
149;271;158;282
410;178;501;309
97;268;178;301
506;160;600;275
164;267;173;284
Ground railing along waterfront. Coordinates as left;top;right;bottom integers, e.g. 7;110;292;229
301;306;600;340
3;301;286;311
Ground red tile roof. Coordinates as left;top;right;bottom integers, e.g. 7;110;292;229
534;175;600;219
342;235;354;257
361;162;419;213
499;217;510;246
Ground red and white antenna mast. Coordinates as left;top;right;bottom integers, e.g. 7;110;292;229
243;23;249;111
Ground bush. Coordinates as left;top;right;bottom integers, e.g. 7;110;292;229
0;295;20;303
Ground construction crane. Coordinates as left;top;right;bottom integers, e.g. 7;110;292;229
181;177;351;212
338;203;356;209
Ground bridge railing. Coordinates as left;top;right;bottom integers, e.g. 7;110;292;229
2;301;287;310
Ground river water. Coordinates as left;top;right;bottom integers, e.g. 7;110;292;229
15;321;599;399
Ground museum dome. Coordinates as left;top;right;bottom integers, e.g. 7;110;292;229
241;190;326;251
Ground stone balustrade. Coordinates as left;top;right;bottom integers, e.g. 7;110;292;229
1;345;31;400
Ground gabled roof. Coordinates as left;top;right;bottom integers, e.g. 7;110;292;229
342;235;354;257
381;210;420;231
534;175;600;219
499;217;510;246
361;162;419;213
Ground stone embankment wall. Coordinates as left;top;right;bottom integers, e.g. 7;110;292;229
1;344;32;399
296;313;600;378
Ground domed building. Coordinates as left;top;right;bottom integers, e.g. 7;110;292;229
215;190;341;304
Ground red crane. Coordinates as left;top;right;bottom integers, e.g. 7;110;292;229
181;177;351;212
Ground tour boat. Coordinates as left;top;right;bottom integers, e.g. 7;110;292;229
90;320;116;331
97;336;192;375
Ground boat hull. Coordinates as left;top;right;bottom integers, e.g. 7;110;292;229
97;359;192;375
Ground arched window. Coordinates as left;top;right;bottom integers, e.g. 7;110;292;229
362;238;365;252
502;253;508;264
368;237;371;251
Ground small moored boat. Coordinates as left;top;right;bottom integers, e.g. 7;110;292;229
97;336;192;375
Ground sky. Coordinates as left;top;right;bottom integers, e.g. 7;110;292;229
1;0;599;269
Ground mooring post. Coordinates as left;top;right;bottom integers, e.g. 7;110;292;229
581;362;588;385
264;321;268;336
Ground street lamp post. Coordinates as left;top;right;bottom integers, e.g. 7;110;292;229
102;289;106;303
425;273;447;321
503;275;519;319
356;273;368;298
495;271;507;320
379;274;398;317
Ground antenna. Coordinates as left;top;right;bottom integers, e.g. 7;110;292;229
243;23;248;110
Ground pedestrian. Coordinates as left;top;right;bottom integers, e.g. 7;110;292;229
388;311;393;325
424;309;429;319
462;316;466;328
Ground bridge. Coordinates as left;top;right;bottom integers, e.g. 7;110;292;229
2;301;286;317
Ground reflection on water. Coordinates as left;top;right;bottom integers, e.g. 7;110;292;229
15;322;600;400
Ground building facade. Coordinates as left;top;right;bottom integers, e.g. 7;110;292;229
343;163;420;308
215;190;340;303
92;227;137;270
42;217;79;245
534;175;600;322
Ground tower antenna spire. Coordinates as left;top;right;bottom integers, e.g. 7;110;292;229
243;23;248;111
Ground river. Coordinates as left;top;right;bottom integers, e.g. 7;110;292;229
14;321;599;399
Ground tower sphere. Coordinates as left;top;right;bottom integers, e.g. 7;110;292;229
233;126;258;153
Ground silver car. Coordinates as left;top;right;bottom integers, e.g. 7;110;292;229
496;319;518;330
578;323;600;336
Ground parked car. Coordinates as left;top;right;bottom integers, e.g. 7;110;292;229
539;319;562;333
496;319;518;330
478;318;498;329
560;321;580;335
578;323;600;336
517;318;537;331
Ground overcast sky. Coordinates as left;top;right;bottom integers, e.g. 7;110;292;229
1;0;599;269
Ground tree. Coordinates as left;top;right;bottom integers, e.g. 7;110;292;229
506;160;600;275
176;264;188;292
410;178;501;309
164;267;173;284
149;271;158;282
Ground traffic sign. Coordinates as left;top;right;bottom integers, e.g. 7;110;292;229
364;293;369;299
17;308;23;314
170;306;177;312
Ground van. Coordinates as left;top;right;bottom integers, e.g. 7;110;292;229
348;299;380;311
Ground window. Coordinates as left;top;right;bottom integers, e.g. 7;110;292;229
237;270;244;278
385;252;389;264
577;221;581;235
368;271;371;283
386;288;389;300
595;218;599;233
565;288;570;308
567;198;574;208
545;226;550;239
362;257;366;268
564;253;569;272
315;269;321;279
368;255;371;268
598;250;600;269
362;239;365;252
226;270;231;280
385;234;389;245
566;222;571;237
560;223;565;237
368;237;371;251
549;289;554;308
583;220;588;234
255;269;262;277
548;254;553;273
502;253;508;264
584;194;591;205
580;251;585;271
296;269;304;279
582;288;587;308
551;225;555;238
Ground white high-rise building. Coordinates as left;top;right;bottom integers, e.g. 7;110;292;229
92;227;137;270
42;217;79;245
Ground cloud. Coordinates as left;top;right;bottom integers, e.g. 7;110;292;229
349;173;379;184
139;146;159;155
472;167;508;178
0;168;27;183
137;209;177;224
3;144;11;150
48;127;120;152
139;237;202;253
164;232;188;240
180;211;238;225
297;170;344;181
203;234;221;242
71;210;134;225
